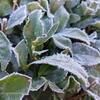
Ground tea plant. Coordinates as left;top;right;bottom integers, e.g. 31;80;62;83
0;0;100;100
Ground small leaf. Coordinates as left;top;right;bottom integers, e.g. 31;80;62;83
0;0;12;17
30;54;88;86
41;0;54;18
46;69;68;84
31;77;46;91
54;6;69;32
27;2;46;12
0;31;11;71
49;81;64;93
7;5;27;29
52;34;72;50
42;16;53;33
57;28;90;45
14;40;28;70
0;73;32;100
72;42;100;66
32;22;59;46
69;13;80;23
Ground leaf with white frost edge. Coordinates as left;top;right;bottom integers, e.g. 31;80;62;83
27;2;46;12
57;28;90;45
49;81;64;93
7;5;27;29
72;42;100;66
0;73;32;100
31;77;46;91
29;54;89;86
54;6;69;32
0;31;11;71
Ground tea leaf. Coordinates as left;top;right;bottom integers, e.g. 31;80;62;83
7;5;27;29
31;77;46;91
0;73;32;100
73;42;100;66
57;28;90;45
30;54;88;86
0;31;11;71
54;6;69;32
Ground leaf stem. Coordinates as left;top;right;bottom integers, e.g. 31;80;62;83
1;18;7;33
39;0;42;5
12;0;18;11
51;0;60;14
87;79;99;90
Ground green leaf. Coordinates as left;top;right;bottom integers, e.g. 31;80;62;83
0;31;11;71
91;21;100;29
7;5;27;29
14;40;28;70
54;6;69;32
46;69;68;84
73;1;93;16
23;10;44;55
49;81;64;93
20;0;34;5
31;77;46;91
30;54;88;86
27;2;46;13
69;13;80;23
57;28;90;45
32;22;59;46
52;34;72;50
38;64;57;76
42;16;53;33
0;0;12;17
72;42;100;66
41;0;54;18
0;73;32;100
0;70;8;78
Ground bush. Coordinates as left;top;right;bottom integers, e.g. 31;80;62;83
0;0;100;100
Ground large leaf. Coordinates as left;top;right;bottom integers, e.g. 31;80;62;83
72;42;100;66
31;77;46;91
0;73;32;100
54;6;69;32
27;2;46;13
14;40;28;70
23;10;44;55
30;54;88;86
57;28;90;45
32;22;59;46
0;31;11;71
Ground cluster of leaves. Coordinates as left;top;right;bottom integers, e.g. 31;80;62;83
0;0;100;100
